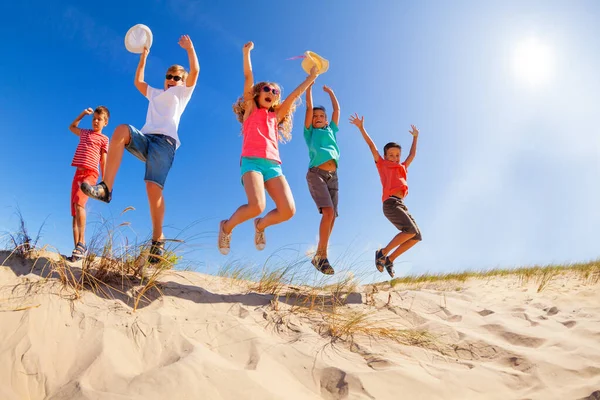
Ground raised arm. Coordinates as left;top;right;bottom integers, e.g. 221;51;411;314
179;35;199;87
304;83;314;129
134;47;149;96
242;41;255;102
277;66;319;123
403;124;419;168
69;108;93;136
323;85;340;126
349;113;380;162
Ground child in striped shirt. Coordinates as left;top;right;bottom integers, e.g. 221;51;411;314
68;106;110;261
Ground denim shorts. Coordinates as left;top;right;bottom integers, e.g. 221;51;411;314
126;125;176;188
240;157;283;184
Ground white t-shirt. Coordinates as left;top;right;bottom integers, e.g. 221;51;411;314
141;85;195;149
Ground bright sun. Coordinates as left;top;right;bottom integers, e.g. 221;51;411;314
512;37;555;86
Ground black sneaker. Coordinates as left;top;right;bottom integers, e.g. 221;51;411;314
81;181;112;203
148;240;165;264
375;249;385;272
384;256;395;278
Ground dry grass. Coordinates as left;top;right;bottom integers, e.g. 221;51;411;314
390;260;600;292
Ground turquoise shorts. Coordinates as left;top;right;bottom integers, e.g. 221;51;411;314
240;157;283;184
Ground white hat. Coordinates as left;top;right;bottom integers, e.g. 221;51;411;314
124;24;153;54
301;51;329;74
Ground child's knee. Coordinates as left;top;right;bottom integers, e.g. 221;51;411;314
321;207;335;220
247;201;266;216
281;204;296;221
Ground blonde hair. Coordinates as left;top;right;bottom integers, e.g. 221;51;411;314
167;64;188;81
94;105;110;121
232;82;299;142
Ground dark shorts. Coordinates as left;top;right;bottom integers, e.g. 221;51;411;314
125;125;176;189
306;167;339;217
382;196;422;241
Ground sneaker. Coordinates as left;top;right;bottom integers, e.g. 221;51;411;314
375;249;385;272
254;218;266;251
312;256;335;275
384;256;395;278
218;220;231;255
148;240;165;264
81;181;112;203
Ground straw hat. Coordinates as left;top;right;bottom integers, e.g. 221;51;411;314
301;51;329;74
124;24;153;54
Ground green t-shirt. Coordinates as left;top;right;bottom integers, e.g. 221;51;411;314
303;121;340;168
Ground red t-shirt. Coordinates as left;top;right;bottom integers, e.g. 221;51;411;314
71;129;109;173
375;158;409;202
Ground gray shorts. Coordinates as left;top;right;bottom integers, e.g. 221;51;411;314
382;196;422;241
306;167;339;217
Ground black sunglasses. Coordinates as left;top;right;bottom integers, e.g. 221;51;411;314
165;74;183;81
262;86;280;95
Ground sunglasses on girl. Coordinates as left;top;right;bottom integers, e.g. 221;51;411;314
262;86;280;95
165;74;183;81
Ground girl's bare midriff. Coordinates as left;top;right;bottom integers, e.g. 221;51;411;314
317;159;337;172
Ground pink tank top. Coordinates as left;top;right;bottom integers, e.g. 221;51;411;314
241;108;281;163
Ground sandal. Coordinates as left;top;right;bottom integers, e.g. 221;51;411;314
375;249;385;272
81;181;112;203
312;257;335;275
384;256;395;278
70;242;87;261
148;240;165;264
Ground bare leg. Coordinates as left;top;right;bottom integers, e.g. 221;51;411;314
381;231;415;256
103;125;131;190
388;239;420;262
257;176;295;230
146;182;165;241
223;172;266;233
316;207;335;258
72;214;78;247
74;205;87;244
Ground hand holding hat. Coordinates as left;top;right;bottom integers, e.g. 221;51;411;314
125;24;153;54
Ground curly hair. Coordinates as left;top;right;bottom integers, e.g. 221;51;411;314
232;81;300;142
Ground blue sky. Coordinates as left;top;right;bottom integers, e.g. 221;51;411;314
1;0;599;280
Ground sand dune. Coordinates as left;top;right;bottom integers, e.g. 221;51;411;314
1;250;599;400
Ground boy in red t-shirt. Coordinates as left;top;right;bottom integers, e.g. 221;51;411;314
68;106;110;261
350;113;421;278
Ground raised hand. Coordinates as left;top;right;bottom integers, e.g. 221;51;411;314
243;41;254;52
83;108;94;115
309;65;319;78
141;46;149;59
349;113;364;129
178;35;194;50
409;124;419;137
323;85;333;94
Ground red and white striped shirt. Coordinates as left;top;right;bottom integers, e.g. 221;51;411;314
71;129;109;173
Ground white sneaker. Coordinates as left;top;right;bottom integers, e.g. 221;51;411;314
254;218;266;251
218;220;231;255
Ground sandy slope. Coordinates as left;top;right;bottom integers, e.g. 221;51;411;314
0;250;599;400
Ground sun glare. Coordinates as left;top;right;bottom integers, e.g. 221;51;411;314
512;37;555;86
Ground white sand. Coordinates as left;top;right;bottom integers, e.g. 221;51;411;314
0;250;599;400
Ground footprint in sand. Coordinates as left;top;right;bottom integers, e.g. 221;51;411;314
561;320;577;328
545;306;559;316
478;309;495;317
579;390;600;400
245;341;260;370
319;367;375;400
483;324;546;348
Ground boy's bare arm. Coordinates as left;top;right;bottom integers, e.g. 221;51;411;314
242;42;255;102
349;113;380;162
323;85;340;126
69;108;93;136
179;35;199;87
134;47;149;97
403;125;419;168
277;66;319;123
304;83;314;129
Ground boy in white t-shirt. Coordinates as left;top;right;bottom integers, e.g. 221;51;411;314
82;35;199;263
